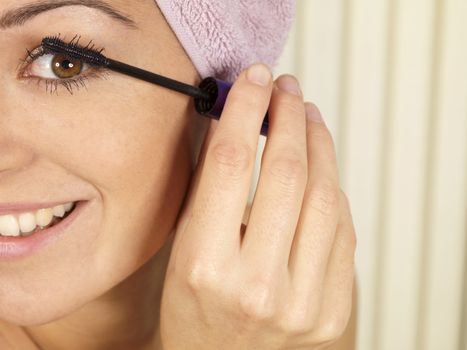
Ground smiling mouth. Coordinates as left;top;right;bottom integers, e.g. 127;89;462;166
23;205;77;236
0;202;77;238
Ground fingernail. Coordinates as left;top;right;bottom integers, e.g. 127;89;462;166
276;75;302;96
247;64;272;86
305;103;323;123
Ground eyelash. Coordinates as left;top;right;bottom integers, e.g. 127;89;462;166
18;34;110;95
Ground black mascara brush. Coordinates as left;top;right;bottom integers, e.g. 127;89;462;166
41;36;270;136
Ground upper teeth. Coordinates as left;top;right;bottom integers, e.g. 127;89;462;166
0;202;75;237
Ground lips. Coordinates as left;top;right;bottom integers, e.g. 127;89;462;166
20;204;77;237
0;200;76;216
0;200;88;261
0;202;76;237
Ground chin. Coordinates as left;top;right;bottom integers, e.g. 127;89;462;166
0;270;111;327
0;296;82;326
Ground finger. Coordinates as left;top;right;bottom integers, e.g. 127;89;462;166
174;119;218;237
312;190;357;341
242;202;252;224
241;75;307;275
288;103;341;297
181;63;274;263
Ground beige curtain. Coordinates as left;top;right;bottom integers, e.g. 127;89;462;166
248;0;467;349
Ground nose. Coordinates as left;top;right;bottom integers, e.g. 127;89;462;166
0;83;36;175
0;141;35;175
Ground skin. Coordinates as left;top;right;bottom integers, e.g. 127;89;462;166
0;0;357;349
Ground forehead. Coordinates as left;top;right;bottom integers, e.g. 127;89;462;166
0;0;145;9
0;0;160;22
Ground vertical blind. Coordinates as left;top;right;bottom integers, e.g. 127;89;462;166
248;0;467;349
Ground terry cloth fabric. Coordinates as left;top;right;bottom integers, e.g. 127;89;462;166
154;0;297;83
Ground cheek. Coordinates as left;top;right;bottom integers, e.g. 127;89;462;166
0;88;194;325
24;83;191;192
76;92;191;254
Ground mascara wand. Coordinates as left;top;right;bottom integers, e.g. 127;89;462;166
42;37;270;136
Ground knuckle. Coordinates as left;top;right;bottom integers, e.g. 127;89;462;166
307;122;336;149
347;230;358;252
307;182;340;217
339;189;350;208
210;139;253;179
267;154;307;190
313;318;346;346
338;235;357;260
279;304;311;336
338;190;358;249
238;280;277;322
231;89;265;113
185;260;220;293
275;92;305;115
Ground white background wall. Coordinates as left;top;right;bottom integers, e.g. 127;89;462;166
249;1;467;349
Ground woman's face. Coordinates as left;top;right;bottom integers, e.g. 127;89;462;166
0;0;207;325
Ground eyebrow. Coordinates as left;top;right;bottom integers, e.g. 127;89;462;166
0;0;138;30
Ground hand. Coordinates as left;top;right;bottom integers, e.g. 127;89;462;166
160;63;357;350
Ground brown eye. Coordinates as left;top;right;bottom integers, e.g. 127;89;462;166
51;54;83;79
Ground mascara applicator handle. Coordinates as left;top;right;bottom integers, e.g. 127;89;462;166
194;77;270;137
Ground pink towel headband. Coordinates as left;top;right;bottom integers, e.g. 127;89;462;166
154;0;297;83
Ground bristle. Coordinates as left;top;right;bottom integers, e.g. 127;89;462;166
41;36;109;67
